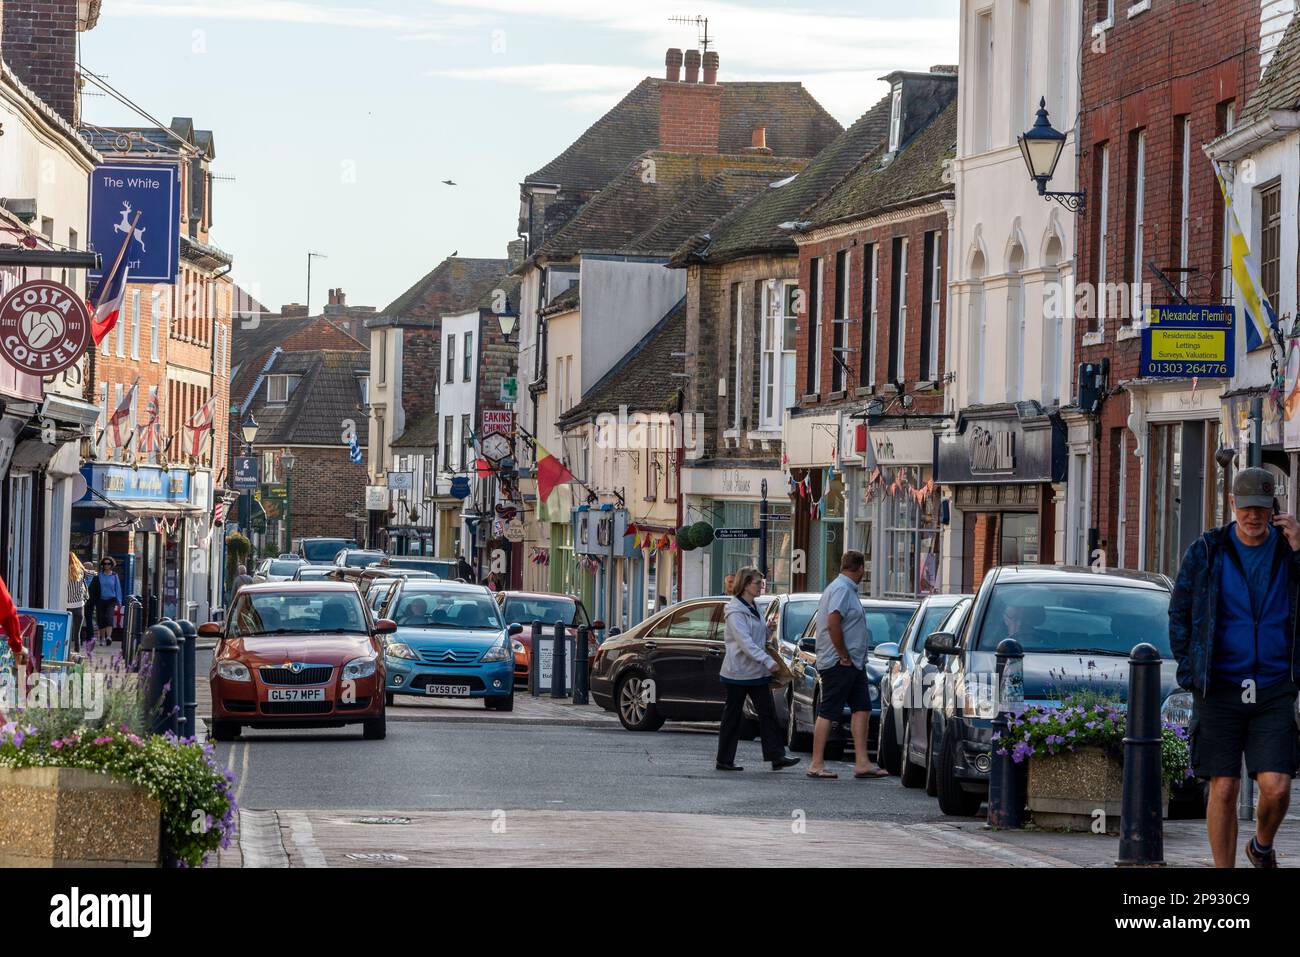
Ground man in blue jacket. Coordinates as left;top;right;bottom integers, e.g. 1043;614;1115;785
1170;467;1300;868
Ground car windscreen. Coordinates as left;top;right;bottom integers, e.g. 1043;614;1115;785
303;540;353;562
975;582;1172;657
863;606;917;649
503;596;579;627
230;591;367;637
269;560;303;576
911;601;960;652
294;568;333;580
344;552;384;568
782;599;818;642
392;591;503;630
383;558;452;575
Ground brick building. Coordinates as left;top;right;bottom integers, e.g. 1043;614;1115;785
1073;0;1267;578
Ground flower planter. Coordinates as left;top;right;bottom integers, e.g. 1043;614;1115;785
1027;747;1168;833
0;767;160;867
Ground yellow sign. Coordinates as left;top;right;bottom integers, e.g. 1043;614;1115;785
1149;328;1226;362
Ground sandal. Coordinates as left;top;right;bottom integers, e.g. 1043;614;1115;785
806;768;838;779
854;767;889;779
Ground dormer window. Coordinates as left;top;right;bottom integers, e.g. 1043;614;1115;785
357;374;370;408
888;84;903;153
267;374;299;404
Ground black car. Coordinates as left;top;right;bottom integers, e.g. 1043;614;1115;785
916;565;1197;817
590;595;773;731
784;598;918;758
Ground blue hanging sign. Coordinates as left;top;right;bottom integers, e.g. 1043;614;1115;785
87;163;181;285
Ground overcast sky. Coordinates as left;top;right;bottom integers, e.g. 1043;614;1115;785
80;0;959;313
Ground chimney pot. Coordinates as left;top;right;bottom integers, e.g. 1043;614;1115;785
665;48;683;82
752;126;767;150
336;289;346;306
684;49;701;84
703;51;719;85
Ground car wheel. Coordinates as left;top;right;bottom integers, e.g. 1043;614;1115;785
924;721;939;797
384;692;395;707
486;691;515;712
363;712;387;740
900;715;925;788
786;690;812;752
936;726;983;816
210;720;240;742
878;707;902;776
615;672;664;732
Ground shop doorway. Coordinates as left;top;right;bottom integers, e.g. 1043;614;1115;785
962;510;1041;591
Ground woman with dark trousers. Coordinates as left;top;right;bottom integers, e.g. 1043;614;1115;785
87;556;124;646
716;566;800;772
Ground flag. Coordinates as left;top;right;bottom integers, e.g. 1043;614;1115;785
86;219;136;345
1213;160;1276;352
0;572;22;656
348;432;363;465
534;442;574;504
139;392;162;454
184;394;218;458
107;379;138;449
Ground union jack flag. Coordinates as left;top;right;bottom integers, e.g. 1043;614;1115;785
138;391;162;454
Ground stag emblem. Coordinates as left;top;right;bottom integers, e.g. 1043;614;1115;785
113;201;146;253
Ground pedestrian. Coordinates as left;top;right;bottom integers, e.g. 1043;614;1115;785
66;553;88;655
230;564;254;601
807;550;887;779
1170;466;1300;868
715;566;800;773
723;574;735;595
457;556;474;582
87;556;123;646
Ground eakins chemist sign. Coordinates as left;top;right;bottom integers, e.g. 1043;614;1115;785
0;279;91;376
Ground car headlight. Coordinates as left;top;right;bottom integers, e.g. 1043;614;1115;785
343;656;377;680
869;683;880;703
217;660;251;682
1162;691;1193;728
511;639;526;655
385;642;418;660
481;638;511;662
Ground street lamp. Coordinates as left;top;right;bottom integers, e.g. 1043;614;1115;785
281;450;296;553
240;413;259;449
496;308;518;342
1018;98;1086;213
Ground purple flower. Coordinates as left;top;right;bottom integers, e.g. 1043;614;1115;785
51;739;64;750
93;736;113;745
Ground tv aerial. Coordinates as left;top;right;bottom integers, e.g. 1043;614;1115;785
669;14;712;52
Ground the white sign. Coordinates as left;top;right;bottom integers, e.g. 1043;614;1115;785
387;471;414;492
365;485;390;510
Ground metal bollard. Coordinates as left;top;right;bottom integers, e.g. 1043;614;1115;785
176;620;198;741
530;621;542;697
573;625;590;705
988;638;1026;829
158;620;186;737
550;620;567;698
141;623;180;735
1118;642;1165;866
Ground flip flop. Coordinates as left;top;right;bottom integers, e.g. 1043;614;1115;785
854;767;889;779
806;768;838;779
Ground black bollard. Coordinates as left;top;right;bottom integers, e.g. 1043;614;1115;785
141;624;180;735
1118;642;1165;866
158;620;186;737
550;620;567;698
988;638;1026;829
573;625;590;705
530;621;542;697
176;620;198;741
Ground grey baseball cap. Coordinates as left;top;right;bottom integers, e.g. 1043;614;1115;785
1232;466;1277;509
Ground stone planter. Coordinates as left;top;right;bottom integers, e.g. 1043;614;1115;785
0;767;160;867
1027;747;1167;833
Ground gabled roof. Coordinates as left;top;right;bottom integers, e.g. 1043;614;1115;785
534;151;804;262
231;314;367;410
391;410;440;450
674;93;893;265
247;350;369;447
804;101;957;229
558;298;686;426
525;77;841;193
1245;14;1300;122
378;256;507;322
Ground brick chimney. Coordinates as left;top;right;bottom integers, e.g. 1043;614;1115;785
745;126;772;155
507;238;526;271
702;51;719;85
683;49;701;83
665;48;683;82
2;1;81;126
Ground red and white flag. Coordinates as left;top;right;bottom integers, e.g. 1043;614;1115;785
184;394;218;459
138;391;161;454
107;379;138;450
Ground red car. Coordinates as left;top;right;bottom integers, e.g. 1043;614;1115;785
204;582;394;741
493;591;601;687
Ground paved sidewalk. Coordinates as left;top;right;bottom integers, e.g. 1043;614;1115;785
385;694;619;727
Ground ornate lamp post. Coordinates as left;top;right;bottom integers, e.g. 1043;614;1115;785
281;450;296;554
1018;98;1086;213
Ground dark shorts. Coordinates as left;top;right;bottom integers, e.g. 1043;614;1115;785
817;664;872;720
1190;680;1300;780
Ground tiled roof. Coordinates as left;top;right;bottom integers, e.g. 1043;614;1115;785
526;77;842;193
380;256;508;320
1245;14;1300;122
392;410;440;449
542;282;580;316
559;298;686;425
535;152;804;261
230;314;367;409
247;350;369;447
678;93;893;264
805;100;957;229
476;271;522;312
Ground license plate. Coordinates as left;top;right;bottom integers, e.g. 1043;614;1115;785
266;688;326;702
425;684;470;697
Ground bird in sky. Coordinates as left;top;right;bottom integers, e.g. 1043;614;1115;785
442;179;457;186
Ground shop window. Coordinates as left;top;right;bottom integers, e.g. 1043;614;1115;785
881;466;941;597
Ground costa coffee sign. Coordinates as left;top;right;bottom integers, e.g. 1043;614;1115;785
0;280;91;376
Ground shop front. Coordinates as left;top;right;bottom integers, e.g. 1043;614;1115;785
681;464;790;597
573;505;633;629
783;409;843;592
935;406;1067;592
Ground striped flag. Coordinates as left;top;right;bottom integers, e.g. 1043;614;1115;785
348;432;363;465
1212;159;1276;352
86;216;137;345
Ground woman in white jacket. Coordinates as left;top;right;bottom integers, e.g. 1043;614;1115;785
716;567;800;772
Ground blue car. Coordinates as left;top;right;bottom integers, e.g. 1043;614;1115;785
382;580;522;711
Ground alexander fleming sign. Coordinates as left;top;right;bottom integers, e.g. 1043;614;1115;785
0;279;91;376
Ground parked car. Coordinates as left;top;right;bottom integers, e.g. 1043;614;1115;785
255;557;306;582
382;580;520;711
204;581;391;741
916;564;1195;818
494;591;597;687
784;598;919;758
296;538;358;563
740;592;821;734
366;579;402;619
374;556;460;579
334;548;386;569
877;593;974;776
292;564;341;582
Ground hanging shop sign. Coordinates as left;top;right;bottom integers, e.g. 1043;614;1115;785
387;471;414;492
365;485;390;510
499;377;518;405
233;456;259;491
713;527;760;540
482;409;514;438
449;475;471;499
1139;304;1235;379
0;280;91;376
934;411;1066;485
87;163;180;285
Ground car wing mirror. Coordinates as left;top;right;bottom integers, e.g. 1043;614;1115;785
375;619;397;634
872;641;902;662
198;622;222;638
797;637;817;654
923;632;961;657
508;623;523;636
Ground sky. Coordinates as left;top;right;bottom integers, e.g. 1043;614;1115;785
80;0;959;314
